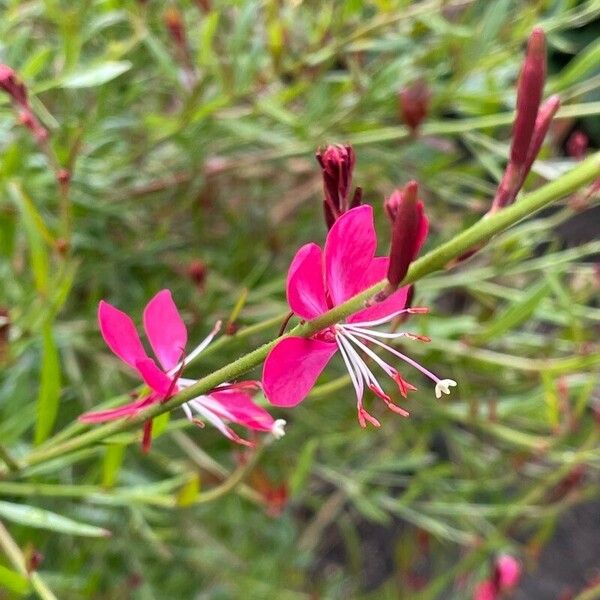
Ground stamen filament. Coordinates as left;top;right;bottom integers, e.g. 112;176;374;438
168;320;222;376
348;329;443;385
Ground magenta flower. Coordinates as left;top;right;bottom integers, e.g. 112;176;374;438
474;555;522;600
262;205;456;427
80;290;285;448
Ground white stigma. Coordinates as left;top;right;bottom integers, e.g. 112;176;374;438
434;379;457;399
271;419;287;439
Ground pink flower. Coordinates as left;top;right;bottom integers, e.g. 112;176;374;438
80;290;285;448
262;205;456;426
474;555;522;600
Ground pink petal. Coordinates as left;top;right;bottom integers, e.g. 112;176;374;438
79;394;158;423
263;337;337;407
286;243;328;320
135;358;175;397
209;388;275;431
143;289;187;371
496;555;521;589
347;257;410;323
473;580;496;600
98;301;148;370
324;205;377;305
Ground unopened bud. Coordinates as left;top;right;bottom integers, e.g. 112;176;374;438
491;28;556;213
0;64;28;107
386;181;429;289
164;8;186;47
399;80;430;133
187;259;207;287
371;182;429;304
316;144;358;228
57;169;71;185
566;130;588;160
55;238;70;255
511;27;546;168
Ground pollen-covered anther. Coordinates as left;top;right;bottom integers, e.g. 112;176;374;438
368;384;410;417
404;333;431;342
192;417;206;428
358;407;381;428
271;419;287;439
392;372;417;398
434;379;457;399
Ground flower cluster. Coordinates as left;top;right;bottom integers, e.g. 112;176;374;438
83;152;456;443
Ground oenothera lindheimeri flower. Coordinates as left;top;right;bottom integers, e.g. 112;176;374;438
474;555;521;600
80;290;285;449
262;205;456;427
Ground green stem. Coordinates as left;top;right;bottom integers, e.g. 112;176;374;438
0;445;21;472
6;152;600;475
0;520;58;600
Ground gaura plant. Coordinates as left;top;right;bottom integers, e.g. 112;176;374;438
80;290;285;449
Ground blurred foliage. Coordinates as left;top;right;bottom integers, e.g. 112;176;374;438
0;0;599;598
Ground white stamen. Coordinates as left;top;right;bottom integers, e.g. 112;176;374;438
434;379;457;399
271;419;286;439
168;320;222;376
338;333;384;393
182;402;194;421
340;328;397;377
347;308;415;329
347;329;445;391
344;324;423;341
335;333;365;403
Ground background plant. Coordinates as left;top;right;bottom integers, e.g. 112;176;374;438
0;0;599;598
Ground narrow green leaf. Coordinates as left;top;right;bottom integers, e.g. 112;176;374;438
9;183;52;295
476;279;550;342
289;440;318;496
0;501;111;538
0;564;31;595
177;475;201;506
552;37;600;91
61;61;132;88
101;444;125;489
35;323;62;445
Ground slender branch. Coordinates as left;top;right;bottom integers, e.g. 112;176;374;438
0;520;58;600
5;152;599;475
0;445;21;472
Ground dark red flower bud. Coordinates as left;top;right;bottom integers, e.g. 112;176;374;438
566;130;588;160
187;259;207;288
0;64;28;107
370;182;429;304
399;80;430;133
57;168;71;185
386;182;429;289
26;549;44;573
490;28;557;214
316;144;358;228
18;109;48;143
511;28;546;167
164;8;186;47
